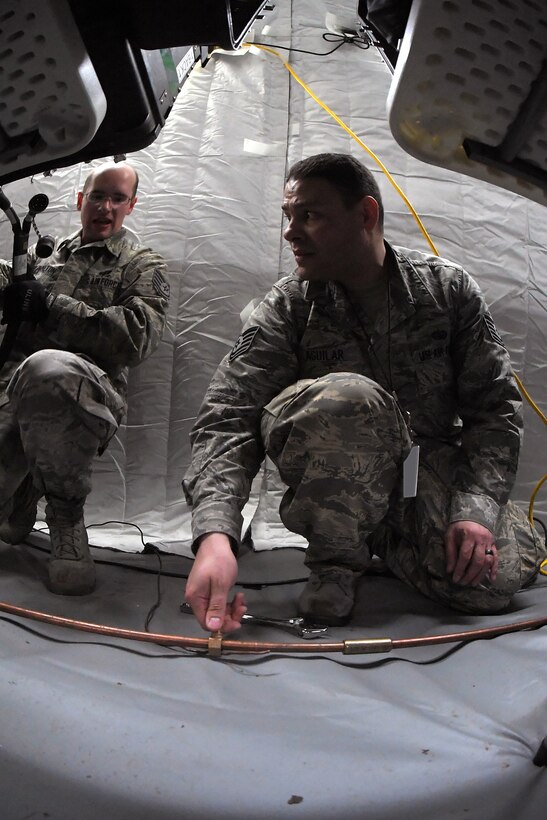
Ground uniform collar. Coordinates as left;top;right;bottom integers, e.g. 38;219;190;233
390;242;441;309
383;241;417;328
301;241;418;331
58;227;128;257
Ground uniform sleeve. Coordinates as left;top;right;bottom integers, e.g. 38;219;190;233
183;279;303;551
449;269;522;532
41;248;169;372
0;259;11;293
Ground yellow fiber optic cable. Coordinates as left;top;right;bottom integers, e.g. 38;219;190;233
247;43;439;256
512;375;546;523
512;381;546;524
529;473;547;526
514;373;547;427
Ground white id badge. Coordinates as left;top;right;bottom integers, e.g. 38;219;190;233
403;445;420;498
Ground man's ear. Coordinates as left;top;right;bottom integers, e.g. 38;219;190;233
126;196;138;215
361;195;380;231
76;192;84;211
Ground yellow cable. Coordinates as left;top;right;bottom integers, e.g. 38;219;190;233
245;41;546;521
513;373;547;426
247;43;439;256
529;473;547;526
511;381;546;524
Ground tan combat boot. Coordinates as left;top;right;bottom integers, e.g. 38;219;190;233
45;498;95;595
298;564;362;626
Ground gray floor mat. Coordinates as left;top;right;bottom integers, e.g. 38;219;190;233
1;535;546;820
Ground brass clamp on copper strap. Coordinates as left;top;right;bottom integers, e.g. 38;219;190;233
343;637;393;655
208;630;223;657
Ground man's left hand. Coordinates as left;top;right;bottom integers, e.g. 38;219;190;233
445;520;498;586
1;279;49;325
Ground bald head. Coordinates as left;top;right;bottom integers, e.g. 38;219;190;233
82;162;139;198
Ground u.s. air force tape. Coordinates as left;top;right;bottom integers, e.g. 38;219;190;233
229;326;260;361
483;312;505;348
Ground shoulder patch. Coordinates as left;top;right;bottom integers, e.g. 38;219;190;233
483;312;505;349
152;269;170;299
229;326;260;362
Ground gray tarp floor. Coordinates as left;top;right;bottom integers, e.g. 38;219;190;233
1;532;546;820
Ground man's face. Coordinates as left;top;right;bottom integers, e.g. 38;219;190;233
282;177;367;283
77;167;137;244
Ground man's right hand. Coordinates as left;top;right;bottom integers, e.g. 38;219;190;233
184;532;247;633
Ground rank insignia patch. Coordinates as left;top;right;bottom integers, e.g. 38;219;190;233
152;270;170;299
229;326;260;361
484;312;505;348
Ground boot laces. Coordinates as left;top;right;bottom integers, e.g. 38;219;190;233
51;519;85;560
312;566;359;592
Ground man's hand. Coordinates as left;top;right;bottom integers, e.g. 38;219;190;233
184;532;247;633
1;279;49;324
445;520;498;586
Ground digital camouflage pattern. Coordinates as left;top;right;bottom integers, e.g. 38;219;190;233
261;373;413;571
0;228;169;409
367;441;544;612
0;350;120;512
0;228;168;516
184;243;545;610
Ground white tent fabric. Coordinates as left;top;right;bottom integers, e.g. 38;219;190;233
0;0;544;553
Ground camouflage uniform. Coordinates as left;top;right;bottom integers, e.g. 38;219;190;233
184;243;545;613
0;228;169;519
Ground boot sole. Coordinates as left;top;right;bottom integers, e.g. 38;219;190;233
48;561;96;596
298;610;352;627
47;579;96;596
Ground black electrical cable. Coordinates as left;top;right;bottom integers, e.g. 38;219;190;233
4;606;547;671
30;519;166;630
0;615;195;658
1;599;546;658
86;519;148;548
255;30;373;57
26;520;310;586
322;31;375;50
0;612;469;668
0;612;470;667
142;543;163;632
79;520;167;630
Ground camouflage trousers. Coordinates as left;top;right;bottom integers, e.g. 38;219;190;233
0;349;123;521
261;373;546;614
